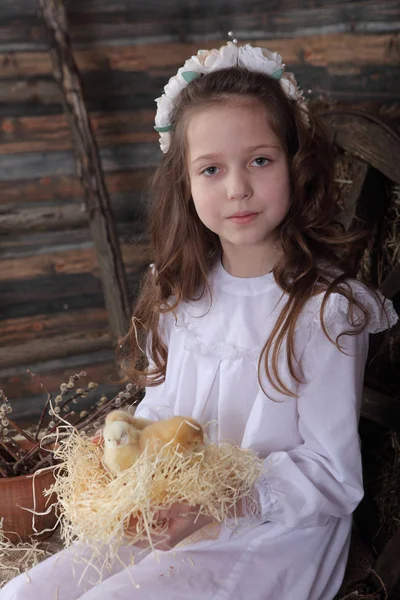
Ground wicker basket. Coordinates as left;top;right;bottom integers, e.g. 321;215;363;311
0;462;57;544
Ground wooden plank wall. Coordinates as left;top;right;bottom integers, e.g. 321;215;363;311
0;0;399;420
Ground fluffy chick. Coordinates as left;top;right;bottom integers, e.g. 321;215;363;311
105;409;153;430
139;416;205;457
102;419;141;475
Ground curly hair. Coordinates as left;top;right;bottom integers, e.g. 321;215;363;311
119;67;382;397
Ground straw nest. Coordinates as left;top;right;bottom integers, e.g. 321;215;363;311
47;426;264;560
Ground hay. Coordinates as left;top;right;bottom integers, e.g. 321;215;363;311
0;519;53;588
48;426;264;563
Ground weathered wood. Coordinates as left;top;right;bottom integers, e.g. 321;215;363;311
0;329;114;369
0;242;152;281
2;65;400;120
321;112;400;183
0;143;159;181
0;34;397;79
361;386;400;432
0;1;398;52
0;111;156;155
340;161;370;230
0;0;396;21
0;70;167;117
0;202;89;231
0;228;97;259
0;269;143;321
0;273;105;320
374;527;400;598
0;194;146;233
0;224;147;261
0;349;118;403
0;307;109;347
39;0;130;341
0;169;152;205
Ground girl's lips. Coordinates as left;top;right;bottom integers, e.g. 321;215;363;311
228;213;258;224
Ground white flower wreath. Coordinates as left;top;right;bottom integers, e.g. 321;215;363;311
154;41;310;153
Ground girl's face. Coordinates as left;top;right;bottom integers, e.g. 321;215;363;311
186;99;290;274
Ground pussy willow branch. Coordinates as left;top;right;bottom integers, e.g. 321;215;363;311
74;387;143;432
0;439;22;462
0;460;9;477
34;391;52;442
7;418;36;445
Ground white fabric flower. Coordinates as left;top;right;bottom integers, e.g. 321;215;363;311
280;72;302;101
159;131;171;153
154;95;174;128
183;52;211;73
238;45;283;76
164;74;187;99
204;42;239;70
298;101;310;128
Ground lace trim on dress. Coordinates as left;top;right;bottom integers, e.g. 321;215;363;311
295;285;398;335
184;330;263;361
329;290;398;334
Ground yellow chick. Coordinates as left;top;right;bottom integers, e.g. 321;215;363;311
139;415;205;457
105;409;153;431
102;410;151;475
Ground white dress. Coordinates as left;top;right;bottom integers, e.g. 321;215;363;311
2;261;398;600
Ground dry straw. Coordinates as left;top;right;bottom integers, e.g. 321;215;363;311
47;425;264;566
0;518;52;588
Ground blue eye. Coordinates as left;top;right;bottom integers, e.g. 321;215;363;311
252;157;269;167
202;166;219;176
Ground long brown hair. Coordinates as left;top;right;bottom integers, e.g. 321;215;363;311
119;67;382;397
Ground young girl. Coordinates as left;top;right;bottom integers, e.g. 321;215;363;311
2;41;398;600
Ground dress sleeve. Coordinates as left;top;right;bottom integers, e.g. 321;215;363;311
134;309;175;422
251;290;398;529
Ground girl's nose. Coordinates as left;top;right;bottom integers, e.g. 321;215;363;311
227;172;252;201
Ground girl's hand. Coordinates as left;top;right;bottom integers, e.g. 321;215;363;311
125;503;214;551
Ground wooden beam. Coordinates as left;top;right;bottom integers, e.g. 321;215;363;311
0;242;152;281
340;161;370;231
0;269;144;322
0;1;398;50
0;194;146;233
0;308;109;347
0;34;398;78
0;170;152;206
1;66;400;121
0;143;158;181
38;0;130;340
0;330;113;369
0;111;156;155
319;111;400;183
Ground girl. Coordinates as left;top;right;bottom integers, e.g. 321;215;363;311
2;41;398;600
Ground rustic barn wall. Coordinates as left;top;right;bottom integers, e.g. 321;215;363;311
0;0;399;419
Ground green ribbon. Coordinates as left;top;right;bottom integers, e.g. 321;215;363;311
181;71;201;83
154;125;171;133
271;68;284;80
